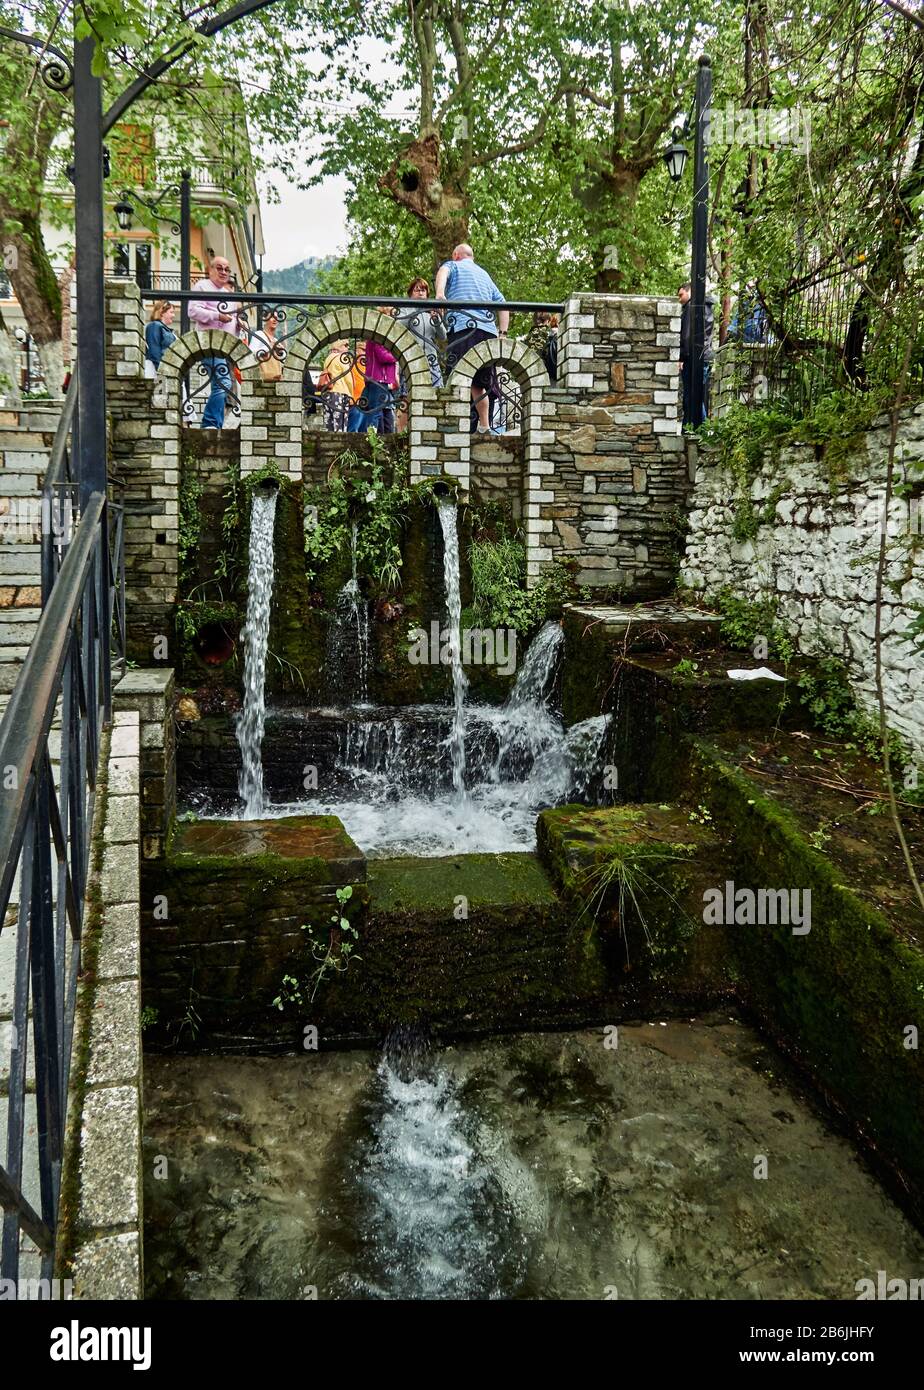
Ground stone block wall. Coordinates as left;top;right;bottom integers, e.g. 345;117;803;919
64;713;143;1299
106;281;179;665
106;281;687;601
681;403;924;757
113;670;176;860
544;295;688;593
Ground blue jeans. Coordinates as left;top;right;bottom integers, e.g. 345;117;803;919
348;379;393;433
200;356;233;429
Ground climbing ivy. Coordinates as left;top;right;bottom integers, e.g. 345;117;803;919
177;466;203;589
305;432;411;591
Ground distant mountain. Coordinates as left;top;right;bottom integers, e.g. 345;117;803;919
261;255;338;294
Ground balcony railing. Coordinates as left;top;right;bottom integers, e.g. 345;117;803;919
140;289;563;434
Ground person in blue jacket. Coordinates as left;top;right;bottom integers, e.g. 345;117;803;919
144;301;177;379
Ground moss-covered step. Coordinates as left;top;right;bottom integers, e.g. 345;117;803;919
608;654;791;800
357;852;611;1034
683;736;924;1227
561;602;723;724
536;804;735;1014
142;815;368;1051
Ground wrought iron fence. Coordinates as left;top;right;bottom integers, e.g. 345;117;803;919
0;374;124;1286
141;289;562;434
717;256;924;418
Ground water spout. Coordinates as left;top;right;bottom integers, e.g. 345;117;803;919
437;500;468;800
236;486;278;817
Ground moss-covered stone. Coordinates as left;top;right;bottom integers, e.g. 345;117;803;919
683;737;924;1226
537;803;734;1010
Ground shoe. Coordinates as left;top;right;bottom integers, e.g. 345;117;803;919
475;425;503;436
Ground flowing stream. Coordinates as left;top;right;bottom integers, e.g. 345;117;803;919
327;523;370;706
144;1020;924;1300
437;500;469;800
236;486;278;817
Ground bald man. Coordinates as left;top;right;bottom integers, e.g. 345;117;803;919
435;244;509;434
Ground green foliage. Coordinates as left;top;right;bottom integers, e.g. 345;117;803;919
795;657;907;764
175;597;239;663
672;658;700;680
273;887;359;1008
305;433;411;591
178;466;203;588
715;589;795;665
467;525;578;637
215;459;242;585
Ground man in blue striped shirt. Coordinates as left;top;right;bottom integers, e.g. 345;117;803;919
435;244;509;434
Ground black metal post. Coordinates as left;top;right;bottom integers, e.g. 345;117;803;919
180;170;191;334
688;55;711;429
73;38;107;506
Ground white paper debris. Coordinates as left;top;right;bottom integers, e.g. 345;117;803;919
727;667;786;682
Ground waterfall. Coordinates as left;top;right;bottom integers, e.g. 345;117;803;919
351;1028;529;1299
437;500;469;799
326;522;371;706
236;486;278;817
506;620;563;708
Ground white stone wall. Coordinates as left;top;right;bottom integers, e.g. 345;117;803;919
681;402;924;756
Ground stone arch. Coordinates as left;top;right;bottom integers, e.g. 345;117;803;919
156;328;256;428
446;337;554;584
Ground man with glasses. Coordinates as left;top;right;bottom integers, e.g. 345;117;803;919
188;256;246;429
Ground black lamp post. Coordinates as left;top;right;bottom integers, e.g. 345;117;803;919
110;172;192;313
664;54;712;430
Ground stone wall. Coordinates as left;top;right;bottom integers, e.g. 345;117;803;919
114;670;176;860
680;403;924;757
63;712;143;1299
107;280;687;603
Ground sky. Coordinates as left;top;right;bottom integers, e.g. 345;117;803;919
254;35;410;271
258;175;351;269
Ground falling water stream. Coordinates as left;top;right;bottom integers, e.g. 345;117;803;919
236;486;278;818
437;500;469;800
328;522;370;705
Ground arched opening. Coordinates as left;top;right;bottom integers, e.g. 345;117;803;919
181;352;241;429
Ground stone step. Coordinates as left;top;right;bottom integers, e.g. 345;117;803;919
0;474;47;496
0;432;54;451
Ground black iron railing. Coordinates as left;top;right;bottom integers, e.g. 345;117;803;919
141;289;563;433
0;381;124;1284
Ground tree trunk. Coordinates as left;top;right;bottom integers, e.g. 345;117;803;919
0;310;22;408
0;80;65;392
573;161;646;291
379;132;471;275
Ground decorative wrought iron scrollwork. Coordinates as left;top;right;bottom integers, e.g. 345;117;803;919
0;26;74;91
181;355;241;424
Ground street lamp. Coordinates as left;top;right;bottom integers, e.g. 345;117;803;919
109;174;192;324
663;127;689;184
113;195;134;231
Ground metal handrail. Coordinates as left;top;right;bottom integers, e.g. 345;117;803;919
139;289;566;314
43;370;79;494
0;490;110;1281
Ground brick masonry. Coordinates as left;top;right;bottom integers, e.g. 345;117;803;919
107;279;687;602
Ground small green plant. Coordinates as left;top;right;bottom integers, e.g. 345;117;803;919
808;821;832;852
714;589;794;664
688;804;713;825
140;1006;159;1031
672;658;700;680
273;886;360;1008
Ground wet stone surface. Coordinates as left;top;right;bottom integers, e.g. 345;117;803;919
171;814;364;868
143;1018;924;1301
